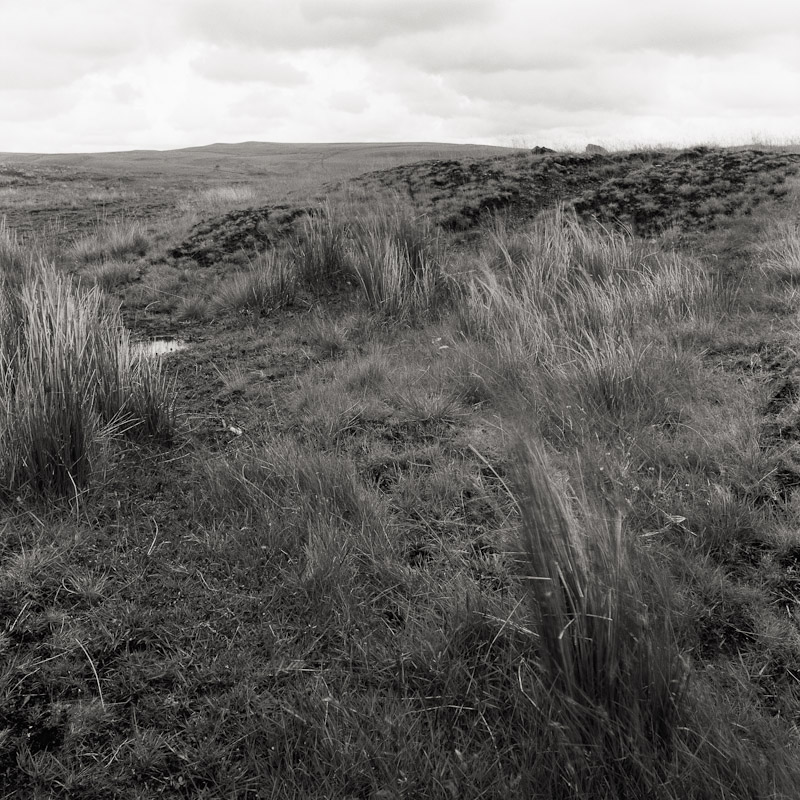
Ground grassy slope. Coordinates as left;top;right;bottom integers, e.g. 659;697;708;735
0;142;518;187
167;147;800;269
0;141;521;253
2;144;800;798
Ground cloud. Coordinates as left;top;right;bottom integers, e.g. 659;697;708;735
329;91;370;115
0;51;93;91
592;4;800;57
192;46;308;86
438;64;657;116
0;0;186;92
302;0;488;37
1;0;799;152
663;53;800;117
390;1;800;77
111;82;143;105
184;0;489;50
0;88;77;123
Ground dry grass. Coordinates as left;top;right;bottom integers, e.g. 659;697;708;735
515;440;687;794
459;208;710;357
349;201;449;318
70;220;150;265
212;249;297;316
760;219;800;283
188;184;259;213
0;262;175;498
81;259;141;291
292;204;352;290
0;217;29;276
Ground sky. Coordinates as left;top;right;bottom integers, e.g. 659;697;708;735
1;0;798;153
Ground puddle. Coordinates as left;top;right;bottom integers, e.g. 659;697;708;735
134;337;187;358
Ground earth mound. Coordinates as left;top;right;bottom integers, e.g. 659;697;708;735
170;147;800;266
170;204;312;267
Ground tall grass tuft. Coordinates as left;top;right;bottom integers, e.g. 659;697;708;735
0;218;29;277
82;260;140;291
212;249;297;316
0;263;175;499
197;439;382;564
454;209;712;431
515;439;688;795
349;202;448;319
0;223;30;366
459;208;709;359
92;326;176;443
293;205;351;290
70;219;150;264
760;219;800;283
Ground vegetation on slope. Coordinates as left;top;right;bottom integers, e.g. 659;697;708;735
352;146;800;233
167;147;800;270
1;143;800;798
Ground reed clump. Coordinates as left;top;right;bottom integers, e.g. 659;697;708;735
0;261;175;499
211;249;297;316
349;201;449;319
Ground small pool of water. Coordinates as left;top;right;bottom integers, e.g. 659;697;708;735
134;338;187;358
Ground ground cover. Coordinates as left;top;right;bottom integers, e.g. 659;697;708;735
1;142;800;798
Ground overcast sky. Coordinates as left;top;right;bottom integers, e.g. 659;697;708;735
1;0;798;153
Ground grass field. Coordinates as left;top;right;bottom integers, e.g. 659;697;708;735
2;141;800;798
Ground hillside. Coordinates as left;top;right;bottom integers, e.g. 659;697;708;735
0;140;517;184
0;141;519;245
170;146;800;267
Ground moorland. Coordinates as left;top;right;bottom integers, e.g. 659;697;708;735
2;140;800;798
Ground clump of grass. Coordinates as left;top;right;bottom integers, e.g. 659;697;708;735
70;220;150;265
454;209;713;439
392;387;466;429
293;205;352;290
198;439;383;561
81;260;140;291
93;334;177;443
349;201;449;319
193;184;259;213
175;294;209;322
0;218;29;276
343;351;390;393
760;220;800;283
0;262;175;498
459;208;708;358
302;313;351;359
0;228;30;363
549;331;688;435
514;439;688;794
212;249;297;316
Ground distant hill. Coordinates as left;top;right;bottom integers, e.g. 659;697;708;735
0;141;521;181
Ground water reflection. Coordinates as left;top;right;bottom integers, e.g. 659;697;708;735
134;338;187;357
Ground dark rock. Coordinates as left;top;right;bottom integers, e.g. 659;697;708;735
531;146;555;154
